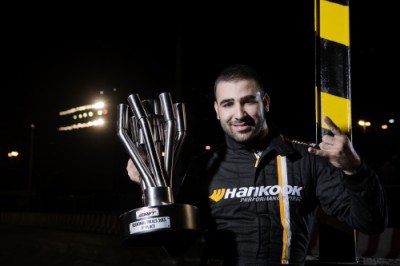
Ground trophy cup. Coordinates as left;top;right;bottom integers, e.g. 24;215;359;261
117;92;201;246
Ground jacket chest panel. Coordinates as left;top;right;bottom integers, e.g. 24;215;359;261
208;156;280;208
207;155;305;216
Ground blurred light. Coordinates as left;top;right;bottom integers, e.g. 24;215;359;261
358;120;371;127
58;101;108;131
59;101;105;116
388;119;395;124
358;120;371;133
205;145;211;150
8;151;19;157
381;124;388;130
92;102;105;109
57;118;105;131
93;118;104;126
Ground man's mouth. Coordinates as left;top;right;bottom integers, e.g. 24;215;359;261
232;123;250;132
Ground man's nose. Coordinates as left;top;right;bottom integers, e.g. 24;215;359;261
233;104;247;119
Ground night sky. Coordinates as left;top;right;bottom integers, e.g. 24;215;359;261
1;1;398;211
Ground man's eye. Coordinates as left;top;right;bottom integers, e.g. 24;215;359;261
221;102;233;108
243;100;258;105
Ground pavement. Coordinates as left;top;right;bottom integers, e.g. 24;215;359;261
0;212;399;266
0;223;203;266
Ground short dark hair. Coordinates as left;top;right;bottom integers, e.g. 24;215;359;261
214;64;265;99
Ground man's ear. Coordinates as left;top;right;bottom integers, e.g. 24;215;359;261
214;101;220;120
263;93;270;113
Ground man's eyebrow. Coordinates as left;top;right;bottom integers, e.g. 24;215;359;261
218;95;257;105
219;98;234;105
240;95;257;102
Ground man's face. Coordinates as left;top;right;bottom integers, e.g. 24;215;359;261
214;79;269;144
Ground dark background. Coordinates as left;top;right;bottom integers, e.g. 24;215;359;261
0;1;398;218
0;1;399;265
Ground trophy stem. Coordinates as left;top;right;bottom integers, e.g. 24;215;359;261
143;186;174;206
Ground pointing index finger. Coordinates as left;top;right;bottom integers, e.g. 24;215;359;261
324;116;342;135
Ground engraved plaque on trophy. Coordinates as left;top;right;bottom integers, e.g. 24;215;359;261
117;92;201;246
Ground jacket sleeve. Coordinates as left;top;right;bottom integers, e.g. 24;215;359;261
316;158;388;235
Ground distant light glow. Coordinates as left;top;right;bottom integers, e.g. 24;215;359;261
59;102;105;116
58;101;108;131
358;120;371;127
388;119;395;124
57;119;105;131
205;145;211;150
8;151;19;157
92;102;105;109
381;124;388;130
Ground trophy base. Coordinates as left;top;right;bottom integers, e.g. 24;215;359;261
120;203;201;246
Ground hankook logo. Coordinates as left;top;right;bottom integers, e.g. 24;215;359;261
209;185;303;203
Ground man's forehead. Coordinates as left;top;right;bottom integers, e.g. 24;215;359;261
215;80;261;100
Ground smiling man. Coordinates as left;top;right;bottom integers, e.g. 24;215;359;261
127;64;388;266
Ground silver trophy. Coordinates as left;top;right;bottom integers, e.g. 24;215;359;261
117;92;201;246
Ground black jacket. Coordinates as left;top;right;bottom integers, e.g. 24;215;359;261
175;126;388;265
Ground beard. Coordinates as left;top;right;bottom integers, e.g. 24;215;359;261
221;118;264;144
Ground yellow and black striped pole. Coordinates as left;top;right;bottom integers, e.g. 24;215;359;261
315;0;352;139
314;0;357;262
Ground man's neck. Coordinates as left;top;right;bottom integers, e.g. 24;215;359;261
248;128;269;150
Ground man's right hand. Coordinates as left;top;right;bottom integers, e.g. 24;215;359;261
126;158;141;184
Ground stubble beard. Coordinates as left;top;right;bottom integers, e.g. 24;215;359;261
222;123;259;144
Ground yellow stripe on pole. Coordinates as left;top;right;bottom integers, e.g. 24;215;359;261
320;0;350;46
320;92;351;131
